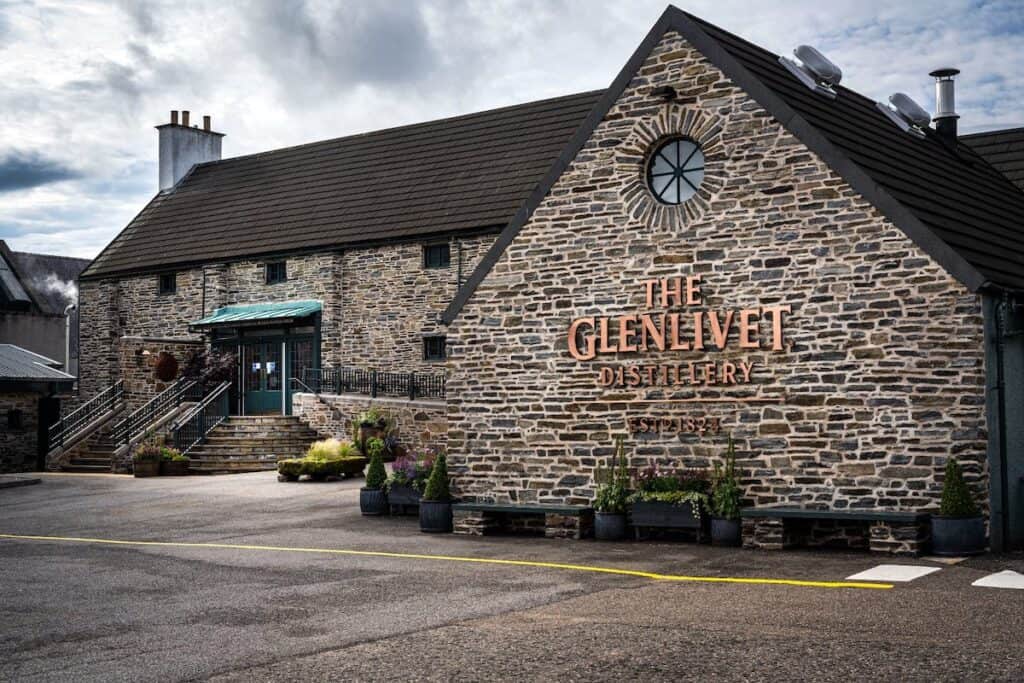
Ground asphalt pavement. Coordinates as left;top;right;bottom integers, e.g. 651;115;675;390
1;472;1022;682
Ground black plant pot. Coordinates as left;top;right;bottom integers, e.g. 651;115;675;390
360;487;388;516
710;517;742;547
419;500;453;533
594;512;627;541
931;515;986;556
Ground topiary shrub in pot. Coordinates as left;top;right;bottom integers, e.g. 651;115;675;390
932;458;986;556
360;438;388;516
159;446;190;476
594;435;630;541
709;436;743;547
419;448;452;533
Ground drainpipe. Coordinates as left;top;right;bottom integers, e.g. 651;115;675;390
63;303;77;375
995;294;1010;549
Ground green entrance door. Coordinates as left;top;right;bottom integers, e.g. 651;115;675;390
243;342;283;414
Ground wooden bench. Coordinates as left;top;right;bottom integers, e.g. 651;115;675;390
452;502;594;540
741;507;931;556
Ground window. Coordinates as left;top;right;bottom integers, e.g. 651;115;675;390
158;272;177;295
265;261;287;284
646;138;705;205
423;243;451;269
423;335;446;361
7;409;23;431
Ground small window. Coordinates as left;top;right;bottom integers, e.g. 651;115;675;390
647;138;705;205
266;261;287;284
7;409;24;431
423;335;446;361
423;243;451;269
158;272;177;295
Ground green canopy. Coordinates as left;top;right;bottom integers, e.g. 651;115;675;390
190;300;321;328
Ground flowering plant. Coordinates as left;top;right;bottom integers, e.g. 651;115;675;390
386;446;440;492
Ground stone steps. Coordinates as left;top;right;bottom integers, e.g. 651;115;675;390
185;416;319;474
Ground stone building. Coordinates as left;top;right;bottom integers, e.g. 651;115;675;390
0;240;87;376
0;344;74;472
74;7;1023;549
440;8;1024;551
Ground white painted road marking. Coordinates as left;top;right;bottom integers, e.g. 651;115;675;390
972;570;1024;590
846;564;941;583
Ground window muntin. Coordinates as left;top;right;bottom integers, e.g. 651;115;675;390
646;138;705;205
265;261;287;284
158;272;177;295
423;335;446;361
423;243;451;269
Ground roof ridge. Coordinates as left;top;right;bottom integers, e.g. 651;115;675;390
12;250;91;263
962;126;1024;138
195;90;605;171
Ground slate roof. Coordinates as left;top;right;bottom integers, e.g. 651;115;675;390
962;127;1024;192
445;7;1024;321
8;250;88;315
0;344;74;383
81;91;603;280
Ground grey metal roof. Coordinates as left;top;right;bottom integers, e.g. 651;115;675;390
0;245;32;308
81;91;603;280
0;344;75;382
962;127;1024;192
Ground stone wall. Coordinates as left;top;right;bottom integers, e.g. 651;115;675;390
445;31;988;510
118;337;204;411
77;234;494;408
0;392;39;473
293;392;446;453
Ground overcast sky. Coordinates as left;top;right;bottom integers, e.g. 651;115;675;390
1;0;1021;260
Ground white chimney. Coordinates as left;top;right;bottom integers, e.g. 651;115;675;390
929;68;960;141
156;110;224;191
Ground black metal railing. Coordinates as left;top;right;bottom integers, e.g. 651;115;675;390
302;367;446;400
111;378;202;445
171;381;231;455
48;380;124;450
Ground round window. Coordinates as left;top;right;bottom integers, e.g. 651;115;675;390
646;138;705;205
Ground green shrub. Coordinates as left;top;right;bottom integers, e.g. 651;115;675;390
710;436;743;520
940;458;979;517
365;440;387;489
422;451;451;502
160;446;183;461
277;458;305;478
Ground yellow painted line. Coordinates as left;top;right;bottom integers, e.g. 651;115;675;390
0;533;892;590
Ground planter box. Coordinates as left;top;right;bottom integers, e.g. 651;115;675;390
133;460;160;478
594;512;627;541
710;517;741;547
931;515;986;556
420;500;453;533
630;500;706;542
388;484;421;515
360;488;388;516
160;460;190;476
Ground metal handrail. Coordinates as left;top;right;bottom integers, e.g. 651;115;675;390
301;367;446;399
111;378;201;445
171;381;231;455
48;380;124;449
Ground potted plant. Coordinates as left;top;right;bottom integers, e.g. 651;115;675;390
132;439;162;478
160;446;190;476
279;439;367;482
931;457;986;556
594;435;630;541
353;407;390;454
419;449;453;533
628;465;709;542
360;438;388;516
709;436;743;546
385;448;436;515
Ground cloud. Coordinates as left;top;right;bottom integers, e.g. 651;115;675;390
0;0;1022;260
0;151;79;192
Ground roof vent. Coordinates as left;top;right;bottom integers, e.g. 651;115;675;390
779;45;842;99
876;93;931;139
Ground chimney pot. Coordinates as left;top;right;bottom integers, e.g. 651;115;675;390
203;115;211;132
181;110;190;127
170;110;179;125
929;68;959;141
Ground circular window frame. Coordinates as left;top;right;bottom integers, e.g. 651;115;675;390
645;136;705;206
